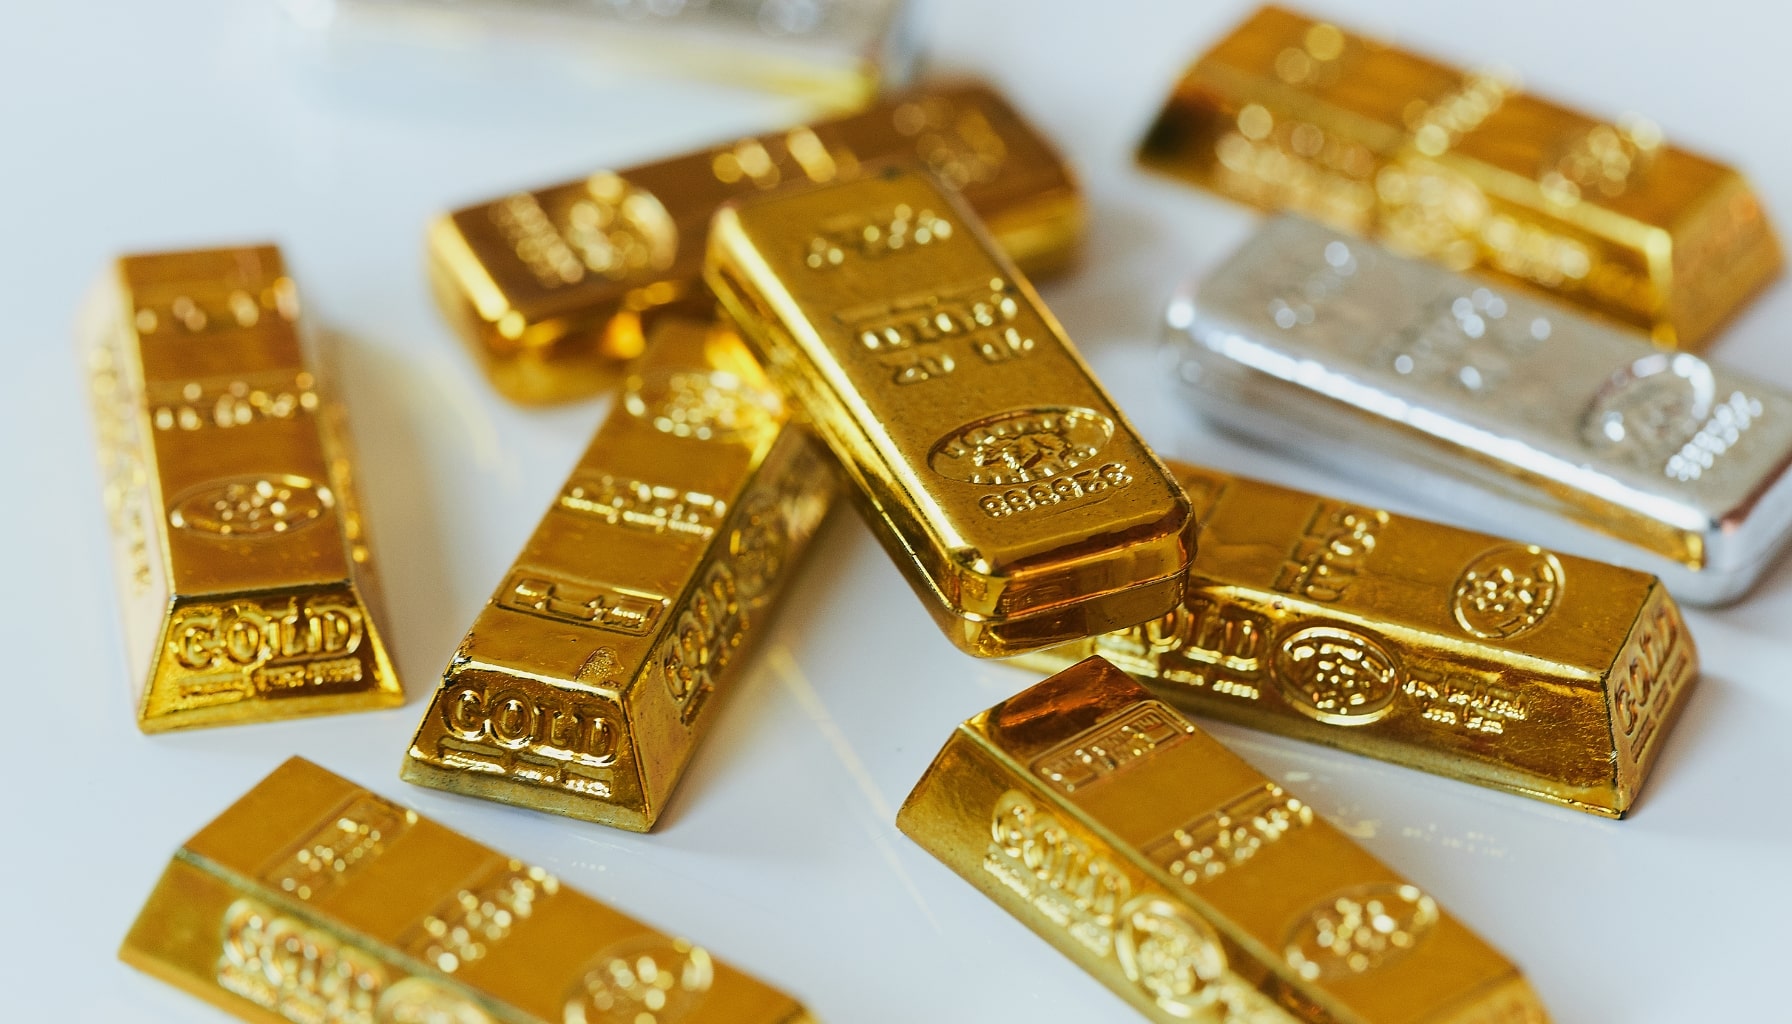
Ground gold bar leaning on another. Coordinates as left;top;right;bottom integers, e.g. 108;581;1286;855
899;656;1551;1024
429;80;1084;403
122;757;815;1024
81;245;402;732
1138;4;1781;348
402;304;835;831
705;162;1194;657
1015;463;1698;818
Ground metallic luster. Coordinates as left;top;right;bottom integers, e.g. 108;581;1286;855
81;245;402;732
1140;4;1781;348
401;305;834;830
430;81;1084;403
121;757;815;1024
1017;464;1698;818
1169;216;1792;605
898;657;1550;1023
706;163;1193;657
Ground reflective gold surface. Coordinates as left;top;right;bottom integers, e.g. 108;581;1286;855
430;81;1084;403
1017;464;1698;818
122;757;814;1024
1139;5;1782;348
81;245;402;732
898;657;1550;1023
705;163;1193;657
401;306;834;830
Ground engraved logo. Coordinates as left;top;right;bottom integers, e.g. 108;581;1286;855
983;790;1131;958
1031;702;1194;794
562;937;714;1024
929;407;1115;486
376;979;496;1024
1273;626;1401;725
168;474;332;536
727;492;790;601
623;369;781;442
1613;600;1695;765
659;562;745;725
1582;353;1714;460
1114;895;1228;1018
434;680;621;800
217;897;389;1023
167;597;366;700
1451;544;1565;640
1284;883;1439;981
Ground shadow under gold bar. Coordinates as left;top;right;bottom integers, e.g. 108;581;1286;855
81;245;402;732
1139;4;1781;348
706;163;1193;657
898;657;1550;1023
402;305;834;830
123;757;814;1024
430;80;1084;403
1016;464;1697;818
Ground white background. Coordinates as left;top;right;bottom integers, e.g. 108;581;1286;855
2;1;1789;1018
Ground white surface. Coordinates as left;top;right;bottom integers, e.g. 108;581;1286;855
3;1;1790;1019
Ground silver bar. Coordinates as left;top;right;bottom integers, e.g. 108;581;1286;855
1168;215;1792;605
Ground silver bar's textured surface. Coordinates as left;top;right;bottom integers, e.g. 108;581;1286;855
1169;215;1792;604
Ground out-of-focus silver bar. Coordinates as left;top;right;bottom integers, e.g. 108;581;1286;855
282;0;918;107
1169;215;1792;605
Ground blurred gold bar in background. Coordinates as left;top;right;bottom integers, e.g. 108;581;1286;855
1017;464;1698;817
706;163;1192;657
82;246;402;732
123;757;815;1024
402;305;834;830
1139;4;1781;347
898;658;1550;1023
430;81;1084;403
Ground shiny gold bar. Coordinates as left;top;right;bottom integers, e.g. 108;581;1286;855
898;657;1550;1023
123;757;814;1024
401;304;833;830
429;81;1084;403
1016;464;1698;818
706;163;1194;657
81;245;402;732
1139;4;1781;347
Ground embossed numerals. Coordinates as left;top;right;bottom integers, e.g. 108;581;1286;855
400;859;559;975
978;463;1133;518
660;563;746;725
498;571;666;636
834;278;1035;386
1143;783;1313;886
262;794;415;901
1032;702;1194;794
489;174;676;290
805;204;952;269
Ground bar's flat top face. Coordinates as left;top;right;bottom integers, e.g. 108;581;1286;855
709;164;1189;611
1177;216;1792;570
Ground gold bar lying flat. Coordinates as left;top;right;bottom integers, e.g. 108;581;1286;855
402;305;834;830
706;163;1194;657
898;657;1550;1023
429;81;1084;403
123;757;814;1024
1016;464;1697;818
1138;4;1781;347
81;245;402;732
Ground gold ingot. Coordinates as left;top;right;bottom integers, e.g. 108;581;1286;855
898;656;1551;1023
1139;4;1781;348
122;757;815;1024
1017;464;1698;818
80;245;402;732
401;305;834;830
706;163;1194;657
429;80;1084;403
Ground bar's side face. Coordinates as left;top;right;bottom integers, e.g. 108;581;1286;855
707;163;1189;656
429;81;1083;403
1018;465;1695;816
1140;5;1781;346
898;659;1548;1023
403;309;835;830
122;757;811;1024
83;247;401;732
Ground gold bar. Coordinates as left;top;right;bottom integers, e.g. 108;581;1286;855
898;657;1550;1024
1139;4;1781;347
429;80;1084;403
401;304;834;830
81;245;402;732
1016;464;1698;818
122;757;814;1024
706;163;1194;657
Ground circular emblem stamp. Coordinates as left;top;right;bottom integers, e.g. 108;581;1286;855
167;474;332;537
375;977;496;1024
623;370;781;442
562;937;714;1024
927;407;1115;485
566;172;678;281
1580;352;1715;463
1284;883;1438;981
727;494;789;601
1115;895;1228;1017
1451;544;1565;640
1273;626;1401;726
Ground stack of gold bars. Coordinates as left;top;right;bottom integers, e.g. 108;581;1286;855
89;4;1789;1021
